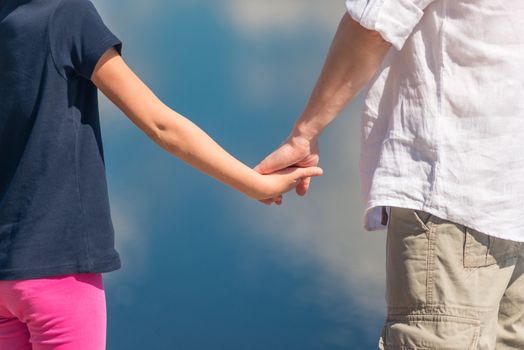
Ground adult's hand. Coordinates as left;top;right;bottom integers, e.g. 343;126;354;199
255;132;319;205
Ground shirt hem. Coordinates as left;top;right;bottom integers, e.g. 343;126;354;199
364;200;524;243
0;255;121;281
84;35;122;80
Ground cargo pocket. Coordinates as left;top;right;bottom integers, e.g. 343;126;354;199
463;227;519;268
381;314;480;350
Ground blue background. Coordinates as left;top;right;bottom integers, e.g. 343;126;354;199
94;1;387;348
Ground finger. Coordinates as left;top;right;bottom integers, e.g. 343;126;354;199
260;195;282;205
295;166;323;179
296;177;311;197
292;168;321;196
257;146;300;175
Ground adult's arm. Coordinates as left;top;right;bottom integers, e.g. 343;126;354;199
256;13;391;202
293;13;391;141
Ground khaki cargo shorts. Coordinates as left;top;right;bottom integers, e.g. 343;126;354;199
379;207;524;350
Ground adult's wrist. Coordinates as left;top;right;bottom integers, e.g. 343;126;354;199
292;119;322;142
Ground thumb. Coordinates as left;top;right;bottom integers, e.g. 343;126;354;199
293;166;324;179
256;153;284;175
257;147;298;175
253;163;263;174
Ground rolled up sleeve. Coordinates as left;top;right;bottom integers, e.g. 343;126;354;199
346;0;436;50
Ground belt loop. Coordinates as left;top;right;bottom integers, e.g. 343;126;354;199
381;206;389;226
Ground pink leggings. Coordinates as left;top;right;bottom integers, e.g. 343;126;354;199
0;273;106;350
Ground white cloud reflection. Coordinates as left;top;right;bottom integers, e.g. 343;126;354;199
230;102;387;317
96;0;387;327
225;0;344;35
225;0;387;315
103;195;149;305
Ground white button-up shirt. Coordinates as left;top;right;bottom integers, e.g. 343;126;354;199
346;0;524;241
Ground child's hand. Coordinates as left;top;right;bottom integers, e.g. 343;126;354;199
250;166;323;201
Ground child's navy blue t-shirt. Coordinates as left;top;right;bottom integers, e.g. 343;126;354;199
0;0;122;279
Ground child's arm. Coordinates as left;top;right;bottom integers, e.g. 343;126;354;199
91;48;322;201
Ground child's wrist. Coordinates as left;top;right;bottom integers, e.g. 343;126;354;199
241;172;269;200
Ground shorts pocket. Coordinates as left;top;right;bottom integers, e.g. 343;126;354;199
388;207;433;235
382;314;480;350
412;209;433;231
463;227;519;268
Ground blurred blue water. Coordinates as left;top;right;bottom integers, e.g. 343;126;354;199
96;1;385;349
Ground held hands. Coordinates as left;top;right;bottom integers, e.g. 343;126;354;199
254;131;320;205
251;166;323;201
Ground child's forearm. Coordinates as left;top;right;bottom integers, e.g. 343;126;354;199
91;49;266;199
147;103;266;199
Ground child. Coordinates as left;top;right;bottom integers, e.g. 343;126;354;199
0;0;322;348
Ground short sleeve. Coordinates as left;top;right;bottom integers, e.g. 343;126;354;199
346;0;436;50
49;0;122;79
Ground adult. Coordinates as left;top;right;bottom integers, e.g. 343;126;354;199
257;2;524;349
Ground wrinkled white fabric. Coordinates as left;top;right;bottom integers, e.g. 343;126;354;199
346;0;524;241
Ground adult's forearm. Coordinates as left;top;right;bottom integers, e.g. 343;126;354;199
294;13;391;140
